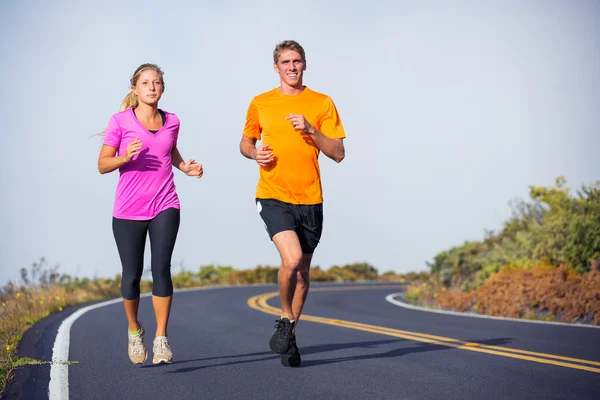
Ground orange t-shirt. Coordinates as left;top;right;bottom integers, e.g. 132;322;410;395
243;87;346;204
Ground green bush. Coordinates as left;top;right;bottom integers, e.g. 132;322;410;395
427;177;600;287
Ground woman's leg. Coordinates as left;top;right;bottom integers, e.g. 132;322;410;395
112;217;149;332
148;207;180;337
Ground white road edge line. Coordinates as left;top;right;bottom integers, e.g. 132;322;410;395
48;284;277;400
385;292;600;329
48;296;126;400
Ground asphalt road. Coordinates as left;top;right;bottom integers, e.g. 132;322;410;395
6;283;600;399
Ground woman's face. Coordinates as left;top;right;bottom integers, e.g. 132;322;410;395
133;69;164;106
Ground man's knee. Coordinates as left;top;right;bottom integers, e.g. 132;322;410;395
296;267;309;285
281;255;303;272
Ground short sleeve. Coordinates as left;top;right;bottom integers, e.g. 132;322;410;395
319;97;346;139
170;112;180;146
103;116;122;148
243;100;261;140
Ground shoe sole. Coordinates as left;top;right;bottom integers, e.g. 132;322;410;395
269;338;291;354
281;354;301;367
270;345;289;354
153;357;173;364
130;352;148;364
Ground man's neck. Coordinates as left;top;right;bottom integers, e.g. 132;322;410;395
279;83;305;96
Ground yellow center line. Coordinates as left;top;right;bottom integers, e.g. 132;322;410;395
247;288;600;374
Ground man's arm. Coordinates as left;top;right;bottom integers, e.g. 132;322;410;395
285;114;345;163
305;129;345;163
240;135;274;166
240;135;258;160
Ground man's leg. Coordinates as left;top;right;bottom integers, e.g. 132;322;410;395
257;199;303;354
290;202;322;330
272;231;304;321
279;253;311;367
291;253;312;331
267;230;303;355
280;202;322;365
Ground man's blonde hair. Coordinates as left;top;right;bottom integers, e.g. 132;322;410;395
273;40;306;64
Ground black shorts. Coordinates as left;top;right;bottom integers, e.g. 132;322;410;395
256;198;323;254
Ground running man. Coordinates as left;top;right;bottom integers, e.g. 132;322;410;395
240;40;346;367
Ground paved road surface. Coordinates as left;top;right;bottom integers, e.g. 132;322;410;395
6;283;600;399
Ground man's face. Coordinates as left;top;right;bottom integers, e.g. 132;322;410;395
274;49;306;88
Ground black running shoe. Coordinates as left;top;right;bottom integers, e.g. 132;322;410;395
281;334;301;367
269;318;294;354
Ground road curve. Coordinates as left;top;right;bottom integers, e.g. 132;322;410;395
5;283;600;400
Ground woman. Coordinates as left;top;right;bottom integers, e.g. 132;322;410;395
97;63;203;365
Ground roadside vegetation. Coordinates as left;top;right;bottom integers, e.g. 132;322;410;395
404;177;600;325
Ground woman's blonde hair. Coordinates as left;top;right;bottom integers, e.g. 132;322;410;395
118;63;165;111
96;63;165;135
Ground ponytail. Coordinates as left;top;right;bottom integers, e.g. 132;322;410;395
119;91;138;112
95;91;138;136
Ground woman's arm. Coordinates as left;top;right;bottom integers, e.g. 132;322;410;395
171;145;203;178
97;139;142;174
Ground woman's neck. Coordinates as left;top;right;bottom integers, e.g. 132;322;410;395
134;102;159;122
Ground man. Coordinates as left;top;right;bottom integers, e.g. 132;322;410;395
239;40;346;367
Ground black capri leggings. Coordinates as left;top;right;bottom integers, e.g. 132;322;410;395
112;207;180;299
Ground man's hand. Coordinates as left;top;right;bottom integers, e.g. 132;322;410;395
286;113;315;135
255;144;274;166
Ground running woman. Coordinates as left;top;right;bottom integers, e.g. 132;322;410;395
98;63;203;365
240;41;346;367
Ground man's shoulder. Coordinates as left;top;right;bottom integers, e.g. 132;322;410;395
249;87;334;106
304;87;333;104
303;87;333;102
251;88;280;103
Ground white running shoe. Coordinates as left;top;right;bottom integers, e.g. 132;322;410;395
153;336;173;364
128;324;148;364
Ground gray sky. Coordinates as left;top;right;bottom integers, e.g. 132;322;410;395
1;0;598;285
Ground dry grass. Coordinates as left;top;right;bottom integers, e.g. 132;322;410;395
433;265;600;324
0;281;119;392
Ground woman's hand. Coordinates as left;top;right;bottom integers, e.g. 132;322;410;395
181;159;203;179
125;138;143;162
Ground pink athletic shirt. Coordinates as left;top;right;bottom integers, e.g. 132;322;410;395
103;108;180;220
